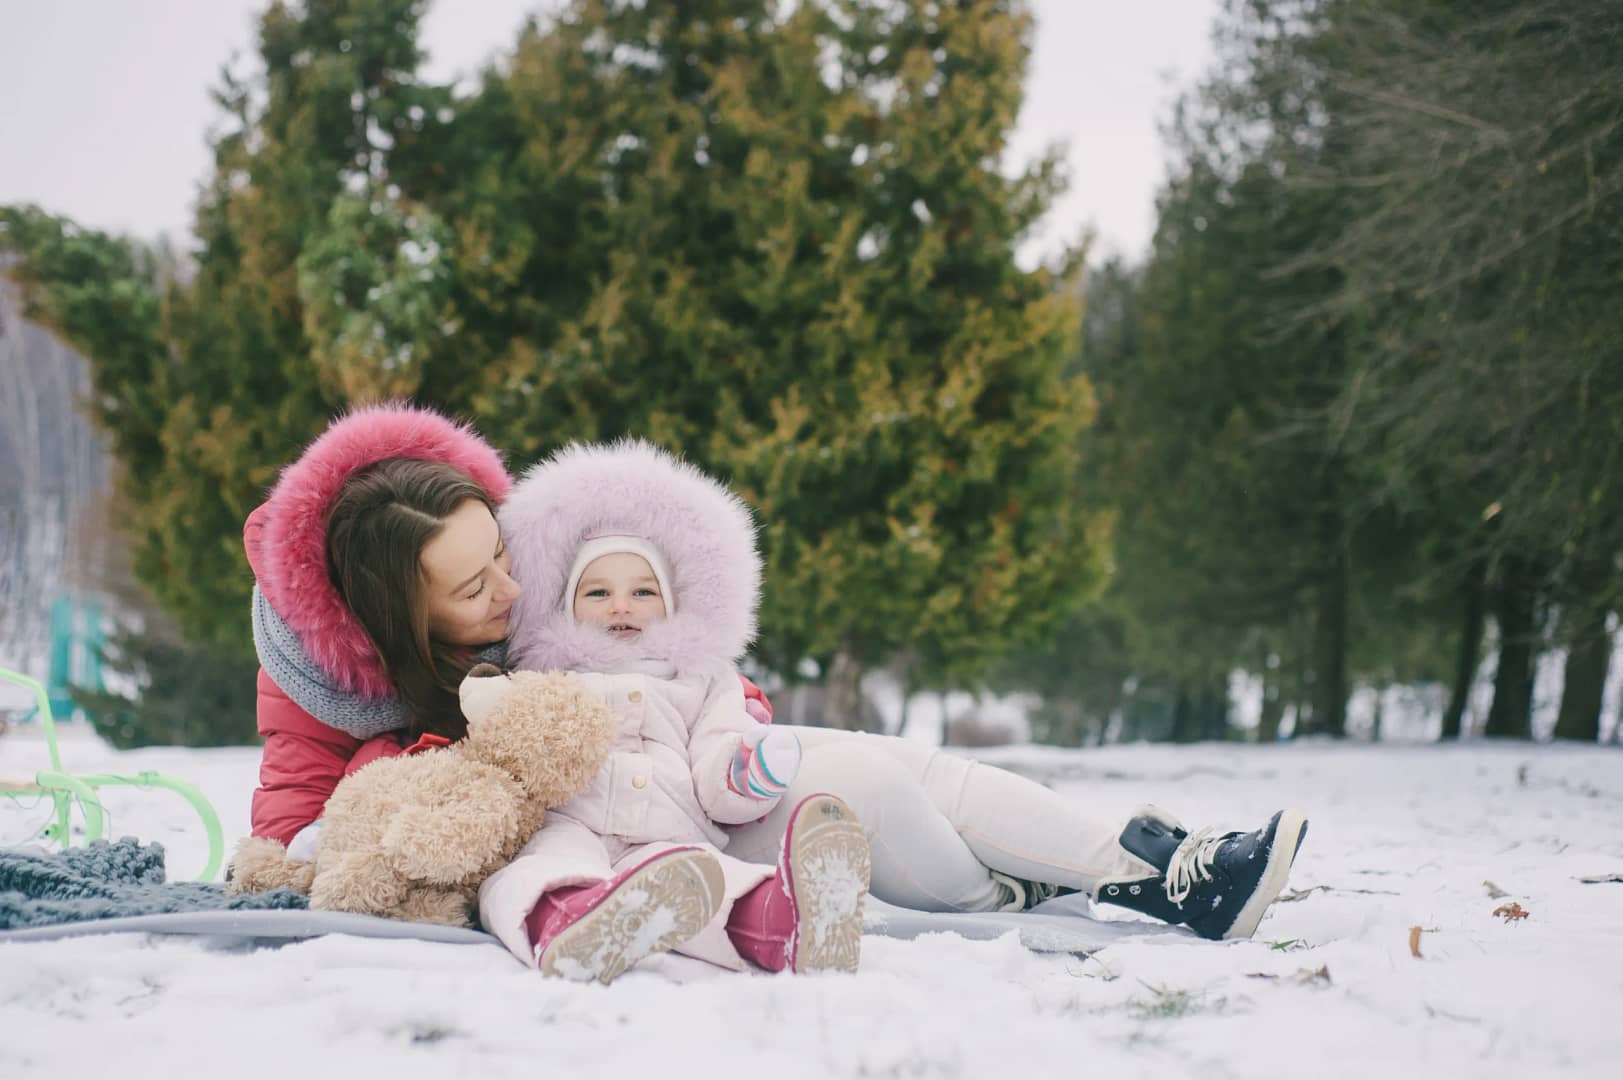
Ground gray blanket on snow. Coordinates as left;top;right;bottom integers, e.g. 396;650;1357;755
0;838;308;930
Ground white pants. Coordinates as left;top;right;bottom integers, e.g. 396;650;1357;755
725;727;1154;913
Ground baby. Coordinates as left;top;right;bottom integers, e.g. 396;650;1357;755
473;440;871;982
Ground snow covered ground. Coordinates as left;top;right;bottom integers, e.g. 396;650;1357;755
2;722;1620;1079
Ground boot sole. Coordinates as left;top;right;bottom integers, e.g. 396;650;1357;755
540;848;725;983
1222;810;1309;941
783;795;871;973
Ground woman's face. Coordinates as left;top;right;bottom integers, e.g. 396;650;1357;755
419;499;520;646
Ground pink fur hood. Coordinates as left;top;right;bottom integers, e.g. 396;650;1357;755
500;440;761;676
249;402;512;698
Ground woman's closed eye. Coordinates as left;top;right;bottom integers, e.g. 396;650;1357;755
463;548;507;601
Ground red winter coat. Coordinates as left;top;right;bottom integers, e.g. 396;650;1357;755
250;667;401;846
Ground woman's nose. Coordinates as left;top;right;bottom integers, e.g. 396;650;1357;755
494;567;521;600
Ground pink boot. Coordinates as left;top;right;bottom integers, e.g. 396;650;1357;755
526;846;725;983
726;794;871;973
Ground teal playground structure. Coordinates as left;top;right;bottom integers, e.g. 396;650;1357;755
47;594;104;722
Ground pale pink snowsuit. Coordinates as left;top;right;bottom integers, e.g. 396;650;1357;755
478;440;780;971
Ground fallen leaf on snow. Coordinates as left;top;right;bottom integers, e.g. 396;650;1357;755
1493;901;1529;922
1409;926;1424;958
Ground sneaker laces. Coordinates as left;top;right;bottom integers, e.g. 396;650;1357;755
1163;826;1222;905
989;872;1064;911
989;871;1027;912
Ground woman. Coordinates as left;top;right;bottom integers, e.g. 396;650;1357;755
236;404;1306;963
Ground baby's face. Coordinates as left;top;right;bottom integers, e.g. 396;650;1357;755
572;552;667;638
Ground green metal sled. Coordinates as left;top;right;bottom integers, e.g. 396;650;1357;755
0;666;224;882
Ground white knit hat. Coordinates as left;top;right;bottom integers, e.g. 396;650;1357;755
563;534;675;619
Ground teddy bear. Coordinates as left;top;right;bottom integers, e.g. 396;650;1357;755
227;665;616;926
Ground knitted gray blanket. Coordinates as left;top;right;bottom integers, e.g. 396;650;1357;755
0;838;307;929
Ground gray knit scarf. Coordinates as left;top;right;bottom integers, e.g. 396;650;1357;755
252;585;507;739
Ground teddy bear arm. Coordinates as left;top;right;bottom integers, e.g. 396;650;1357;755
380;769;532;885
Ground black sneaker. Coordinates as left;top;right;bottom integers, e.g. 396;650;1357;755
1093;809;1308;941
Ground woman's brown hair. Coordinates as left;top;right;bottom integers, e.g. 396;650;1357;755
324;457;497;742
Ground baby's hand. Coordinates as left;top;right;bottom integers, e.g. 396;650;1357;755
728;726;801;801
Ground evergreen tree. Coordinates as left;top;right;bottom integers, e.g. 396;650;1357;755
445;0;1109;716
1277;0;1623;738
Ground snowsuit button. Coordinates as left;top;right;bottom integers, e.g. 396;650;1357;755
628;689;643;703
632;775;648;789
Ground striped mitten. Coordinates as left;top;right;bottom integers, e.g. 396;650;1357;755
728;726;801;801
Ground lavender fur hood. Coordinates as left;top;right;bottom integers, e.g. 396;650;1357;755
500;440;761;677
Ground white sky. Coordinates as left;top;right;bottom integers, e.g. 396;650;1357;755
0;1;1217;266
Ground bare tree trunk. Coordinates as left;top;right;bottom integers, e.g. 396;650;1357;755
1258;687;1284;742
821;641;872;732
1290;611;1313;738
1485;559;1537;739
1095;675;1125;747
1441;560;1486;739
1055;698;1087;747
1200;682;1228;741
1258;644;1284;743
1554;605;1613;742
1313;539;1349;738
1172;684;1200;743
890;653;916;737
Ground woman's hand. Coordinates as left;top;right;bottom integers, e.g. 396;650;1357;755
286;820;323;862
